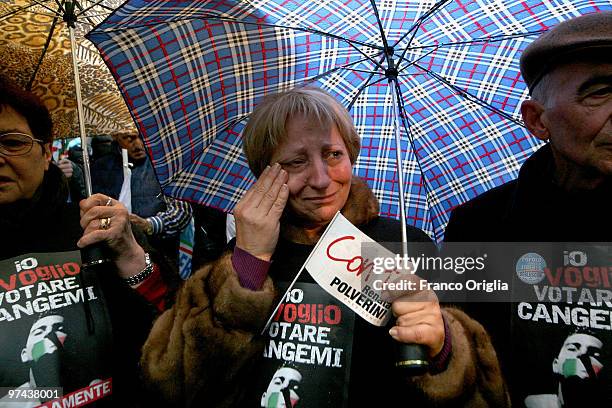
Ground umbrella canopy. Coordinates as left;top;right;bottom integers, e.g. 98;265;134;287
0;0;134;138
88;0;612;240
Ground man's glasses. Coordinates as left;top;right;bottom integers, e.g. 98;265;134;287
0;132;45;156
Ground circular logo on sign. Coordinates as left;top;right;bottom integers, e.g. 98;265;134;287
515;252;546;284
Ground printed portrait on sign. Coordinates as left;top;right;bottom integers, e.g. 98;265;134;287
525;329;607;408
260;365;303;408
0;252;113;407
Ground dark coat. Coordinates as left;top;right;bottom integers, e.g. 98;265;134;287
1;164;81;258
445;144;612;242
0;164;157;407
141;177;508;407
444;144;612;407
91;141;165;218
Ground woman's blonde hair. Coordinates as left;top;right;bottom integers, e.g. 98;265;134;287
242;87;361;177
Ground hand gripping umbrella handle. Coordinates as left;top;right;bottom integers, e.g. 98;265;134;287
80;199;113;268
395;343;429;375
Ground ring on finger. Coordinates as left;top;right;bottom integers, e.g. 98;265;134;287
100;217;112;230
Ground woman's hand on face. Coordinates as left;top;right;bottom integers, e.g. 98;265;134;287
389;289;445;358
234;163;289;261
77;194;146;279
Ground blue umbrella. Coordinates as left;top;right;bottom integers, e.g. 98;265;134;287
87;0;611;241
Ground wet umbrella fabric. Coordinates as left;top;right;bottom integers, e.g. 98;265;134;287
88;0;611;239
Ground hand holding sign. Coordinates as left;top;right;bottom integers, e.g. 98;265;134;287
294;213;442;372
235;164;289;261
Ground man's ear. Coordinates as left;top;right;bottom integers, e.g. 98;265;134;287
552;357;561;375
43;143;52;170
21;348;29;364
521;100;549;141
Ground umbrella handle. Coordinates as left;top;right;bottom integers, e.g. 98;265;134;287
395;343;429;375
80;244;111;268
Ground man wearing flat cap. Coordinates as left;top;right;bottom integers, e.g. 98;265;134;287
444;11;612;408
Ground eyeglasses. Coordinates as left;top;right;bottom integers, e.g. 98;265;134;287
0;132;45;156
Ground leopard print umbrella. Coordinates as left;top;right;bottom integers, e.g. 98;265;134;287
0;0;135;139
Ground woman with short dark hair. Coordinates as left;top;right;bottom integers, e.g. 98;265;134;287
0;76;169;406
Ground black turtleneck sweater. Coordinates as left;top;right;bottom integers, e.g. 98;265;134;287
445;144;612;407
0;164;80;258
445;143;612;242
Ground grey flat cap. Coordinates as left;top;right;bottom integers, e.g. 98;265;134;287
520;11;612;91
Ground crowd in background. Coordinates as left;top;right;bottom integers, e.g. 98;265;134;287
0;10;611;408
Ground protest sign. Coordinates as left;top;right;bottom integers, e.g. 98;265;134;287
0;251;113;407
303;213;403;327
254;282;354;408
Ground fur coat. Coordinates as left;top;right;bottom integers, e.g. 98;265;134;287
140;178;509;407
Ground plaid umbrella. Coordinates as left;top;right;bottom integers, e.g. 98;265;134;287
88;0;612;240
